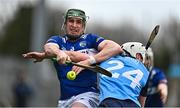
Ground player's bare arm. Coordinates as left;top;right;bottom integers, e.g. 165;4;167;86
23;40;122;74
74;40;123;65
22;52;46;63
158;83;168;103
44;43;70;64
23;50;89;63
95;40;122;63
72;40;123;74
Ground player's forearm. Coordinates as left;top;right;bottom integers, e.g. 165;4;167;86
94;40;123;63
158;83;168;103
64;51;89;62
158;83;168;92
44;43;63;58
36;50;89;62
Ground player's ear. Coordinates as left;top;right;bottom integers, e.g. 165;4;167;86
136;53;143;62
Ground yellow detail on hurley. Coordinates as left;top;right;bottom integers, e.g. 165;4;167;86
67;71;76;80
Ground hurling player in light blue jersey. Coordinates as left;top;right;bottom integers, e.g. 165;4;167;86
98;42;150;107
145;48;168;107
23;8;122;108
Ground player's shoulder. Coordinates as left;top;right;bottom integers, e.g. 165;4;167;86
116;56;145;67
48;35;62;40
47;35;64;43
86;33;99;36
84;33;103;38
82;33;104;43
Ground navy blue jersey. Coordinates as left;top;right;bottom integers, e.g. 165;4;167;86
47;34;104;100
99;55;149;107
145;67;167;107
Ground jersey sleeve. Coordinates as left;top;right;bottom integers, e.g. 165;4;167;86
46;36;60;43
155;68;167;84
46;35;62;47
87;34;105;50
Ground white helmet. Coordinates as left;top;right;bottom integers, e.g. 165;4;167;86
121;42;147;63
146;47;154;70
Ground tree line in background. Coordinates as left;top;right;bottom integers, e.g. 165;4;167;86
0;5;179;73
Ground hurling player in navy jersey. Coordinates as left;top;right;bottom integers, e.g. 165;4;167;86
23;8;122;108
145;48;168;107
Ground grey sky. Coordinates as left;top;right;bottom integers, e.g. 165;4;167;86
0;0;180;31
47;0;180;30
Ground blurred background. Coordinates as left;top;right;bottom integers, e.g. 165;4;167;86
0;0;179;107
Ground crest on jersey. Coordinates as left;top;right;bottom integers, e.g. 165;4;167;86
79;41;87;47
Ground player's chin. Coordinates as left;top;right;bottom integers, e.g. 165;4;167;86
70;32;81;36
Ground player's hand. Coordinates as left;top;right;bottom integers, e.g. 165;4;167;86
158;83;168;104
22;52;45;63
56;51;71;64
72;59;91;75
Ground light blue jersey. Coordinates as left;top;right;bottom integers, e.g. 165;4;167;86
47;33;104;100
99;55;149;107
